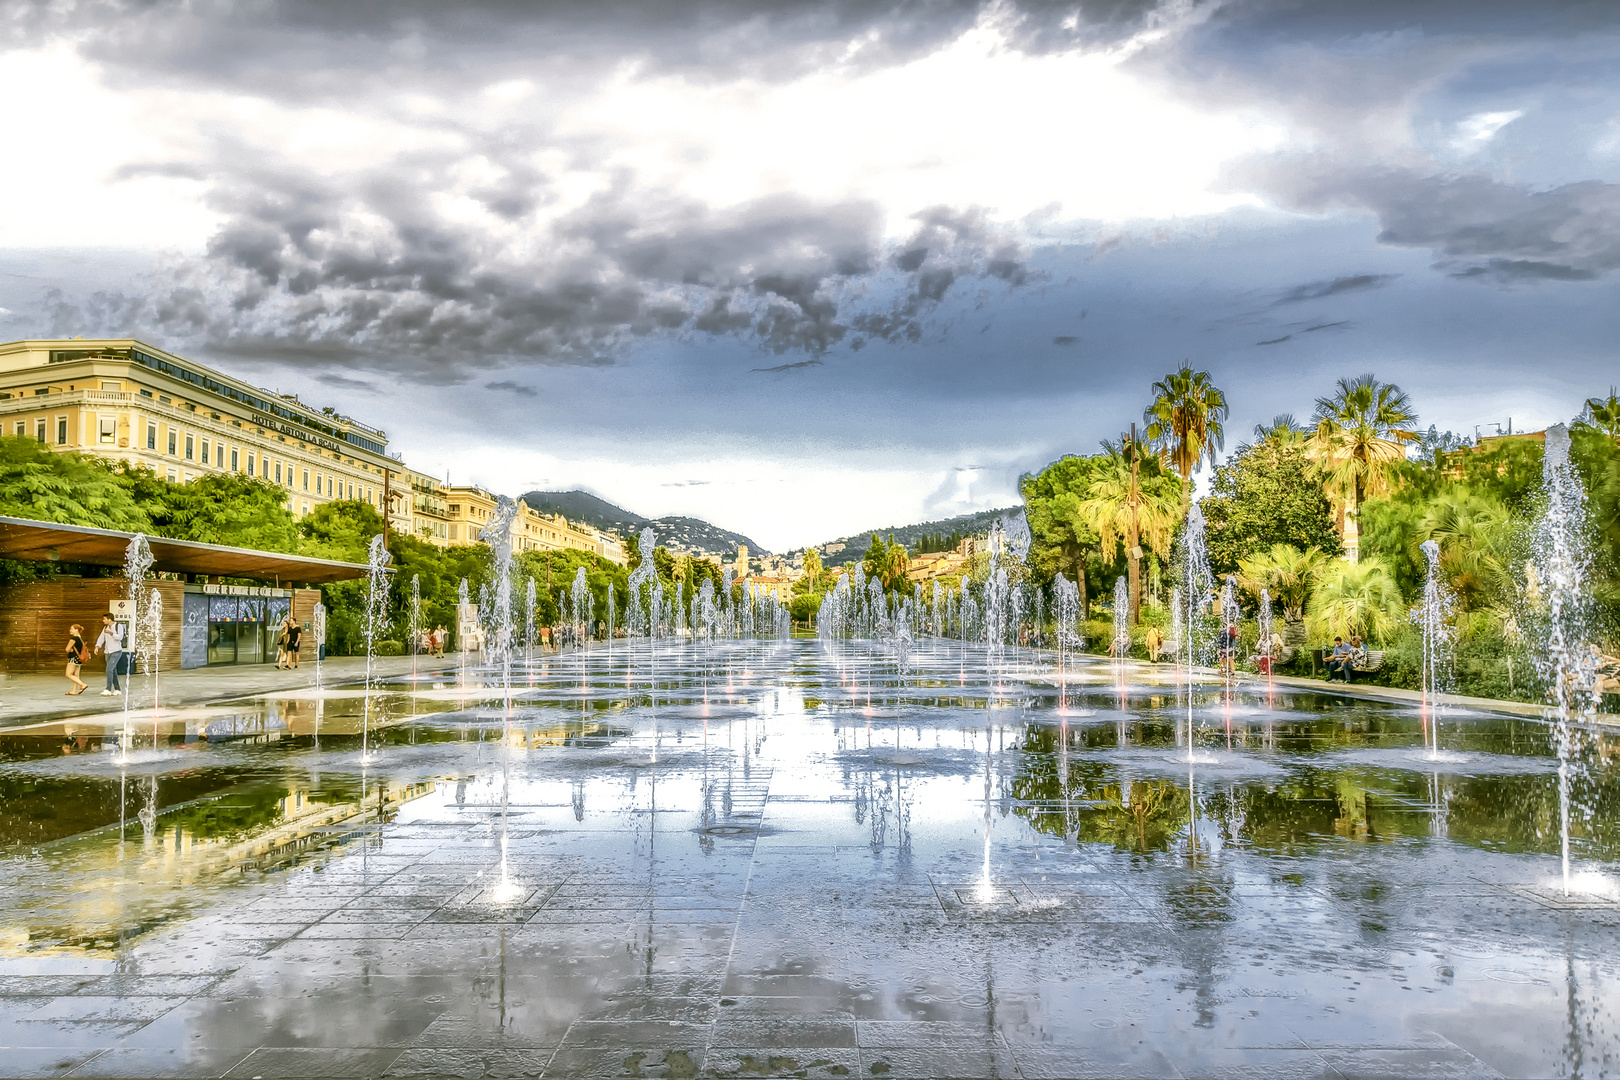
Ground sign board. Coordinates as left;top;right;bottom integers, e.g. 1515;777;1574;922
109;598;134;621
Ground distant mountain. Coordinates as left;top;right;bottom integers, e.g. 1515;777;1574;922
517;489;765;557
518;489;645;536
811;507;1020;566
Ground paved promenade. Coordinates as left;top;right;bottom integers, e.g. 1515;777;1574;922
0;655;461;729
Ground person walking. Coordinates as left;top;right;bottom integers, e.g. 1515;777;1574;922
94;614;126;696
285;617;303;669
274;617;291;669
64;623;90;695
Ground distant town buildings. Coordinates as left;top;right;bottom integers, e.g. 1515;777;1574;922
0;338;626;564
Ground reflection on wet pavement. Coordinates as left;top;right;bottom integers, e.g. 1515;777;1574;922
1;639;1617;1078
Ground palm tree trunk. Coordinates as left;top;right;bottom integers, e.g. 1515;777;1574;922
1127;522;1141;624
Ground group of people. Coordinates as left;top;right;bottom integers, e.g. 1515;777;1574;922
63;612;315;694
1325;635;1370;682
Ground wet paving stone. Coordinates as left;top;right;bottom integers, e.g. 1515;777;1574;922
0;641;1617;1077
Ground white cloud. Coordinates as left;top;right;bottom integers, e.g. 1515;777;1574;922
1451;109;1524;152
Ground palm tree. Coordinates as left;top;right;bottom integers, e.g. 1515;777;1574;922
1143;365;1229;516
1306;375;1418;563
1251;414;1306;447
1579;387;1620;440
1309;558;1403;645
1079;443;1183;623
1236;543;1328;647
1416;494;1514;612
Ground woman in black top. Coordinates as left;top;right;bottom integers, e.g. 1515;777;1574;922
286;619;303;669
65;623;90;695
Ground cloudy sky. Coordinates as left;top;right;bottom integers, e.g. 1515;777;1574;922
3;0;1618;551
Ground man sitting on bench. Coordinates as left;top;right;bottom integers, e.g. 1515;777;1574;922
1326;637;1351;682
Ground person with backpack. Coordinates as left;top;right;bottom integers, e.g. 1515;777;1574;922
94;613;126;696
64;623;89;696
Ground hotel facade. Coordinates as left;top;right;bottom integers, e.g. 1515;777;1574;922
0;338;624;564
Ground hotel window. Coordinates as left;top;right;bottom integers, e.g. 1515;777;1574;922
147;422;156;450
231;448;239;471
184;434;194;460
348;482;354;499
200;439;210;464
166;468;177;482
97;416;115;445
302;469;309;491
168;430;177;455
35;420;45;443
247;452;255;475
13;421;23;437
275;462;282;484
100;381;120;392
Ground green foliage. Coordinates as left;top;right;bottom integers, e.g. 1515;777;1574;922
0;436;149;531
298;499;386;562
137;470;300;553
516;547;630;629
1203;438;1340;575
1308;558;1403;645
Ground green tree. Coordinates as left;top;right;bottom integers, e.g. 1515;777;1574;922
0;436;149;530
1142;365;1229;516
1021;454;1103;616
1203;435;1340;575
299;500;386;562
1306;375;1418;563
1078;443;1183;623
861;532;909;591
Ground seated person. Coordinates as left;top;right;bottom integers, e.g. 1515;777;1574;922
1325;636;1351;681
1346;635;1370;681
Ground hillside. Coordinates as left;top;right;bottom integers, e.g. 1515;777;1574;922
812;507;1019;566
518;489;645;536
518;489;765;557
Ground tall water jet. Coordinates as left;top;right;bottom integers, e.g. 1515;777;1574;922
1529;423;1598;894
119;534;154;761
361;534;393;761
1415;539;1456;757
482;497;520;713
570;567;589;647
1053;574;1079;710
1257;588;1274;686
1220;575;1240;684
457;577;471;689
627;528;656;636
524;577;536;657
144;590;164;747
409;575;421;684
313;602;327;691
478;496;522;903
1112;576;1130;666
1177;505;1215;759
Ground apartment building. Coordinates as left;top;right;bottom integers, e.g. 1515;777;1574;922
0;338;629;563
0;339;423;538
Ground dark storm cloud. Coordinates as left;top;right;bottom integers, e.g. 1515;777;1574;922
2;0;1183;96
1245;158;1620;282
48;155;1033;375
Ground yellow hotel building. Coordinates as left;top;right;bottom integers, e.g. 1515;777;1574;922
444;484;626;564
0;338;626;563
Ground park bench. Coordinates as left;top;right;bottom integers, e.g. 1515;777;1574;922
1311;648;1385;682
